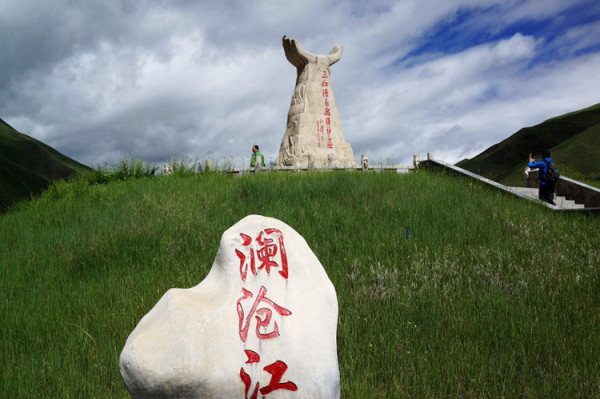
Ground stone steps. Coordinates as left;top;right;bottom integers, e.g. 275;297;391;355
419;158;597;212
508;187;586;209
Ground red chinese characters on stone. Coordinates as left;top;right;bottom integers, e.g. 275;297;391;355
235;234;256;282
261;361;298;395
244;349;260;364
235;228;297;397
240;350;298;399
256;230;285;276
235;229;289;281
237;285;292;343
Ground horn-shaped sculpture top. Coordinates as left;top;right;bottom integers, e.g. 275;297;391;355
276;36;356;167
282;35;343;70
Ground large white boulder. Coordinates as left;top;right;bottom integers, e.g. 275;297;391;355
119;215;340;398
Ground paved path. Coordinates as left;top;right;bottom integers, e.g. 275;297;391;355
508;187;585;209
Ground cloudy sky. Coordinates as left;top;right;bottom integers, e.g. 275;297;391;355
1;0;599;168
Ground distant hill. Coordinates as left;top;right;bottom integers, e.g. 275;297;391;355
0;118;89;210
456;103;600;185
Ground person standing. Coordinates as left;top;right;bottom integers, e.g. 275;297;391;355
250;145;265;168
528;149;556;205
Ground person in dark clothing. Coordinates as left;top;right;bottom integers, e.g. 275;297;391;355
528;149;556;205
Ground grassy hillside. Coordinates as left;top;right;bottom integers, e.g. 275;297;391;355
456;103;600;185
0;118;89;210
1;171;599;398
0;156;49;208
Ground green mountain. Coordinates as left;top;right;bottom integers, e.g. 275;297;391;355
0;118;89;210
456;103;600;185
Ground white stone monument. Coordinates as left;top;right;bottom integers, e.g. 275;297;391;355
119;215;340;398
276;36;356;168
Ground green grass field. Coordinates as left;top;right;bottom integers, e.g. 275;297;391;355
2;171;599;398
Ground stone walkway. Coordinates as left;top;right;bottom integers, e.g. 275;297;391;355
508;187;585;210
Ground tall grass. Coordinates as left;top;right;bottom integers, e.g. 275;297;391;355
1;171;599;398
87;157;159;184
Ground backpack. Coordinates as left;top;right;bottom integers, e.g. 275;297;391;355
543;159;560;182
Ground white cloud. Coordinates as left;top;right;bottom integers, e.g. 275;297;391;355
548;21;600;57
1;0;599;167
337;30;598;163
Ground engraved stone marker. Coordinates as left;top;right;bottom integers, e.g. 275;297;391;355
276;36;356;168
119;215;340;398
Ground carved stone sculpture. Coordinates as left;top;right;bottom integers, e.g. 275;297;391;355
276;36;356;168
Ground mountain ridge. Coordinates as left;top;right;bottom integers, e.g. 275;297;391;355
0;118;89;210
456;103;600;185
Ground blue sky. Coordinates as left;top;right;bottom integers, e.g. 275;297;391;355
405;1;600;63
1;0;599;168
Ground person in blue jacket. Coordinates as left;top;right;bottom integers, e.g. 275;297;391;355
528;149;556;205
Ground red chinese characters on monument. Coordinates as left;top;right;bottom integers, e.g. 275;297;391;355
317;119;323;147
240;350;298;399
321;70;333;149
235;229;297;397
235;229;288;282
237;285;292;342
